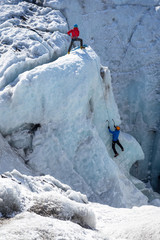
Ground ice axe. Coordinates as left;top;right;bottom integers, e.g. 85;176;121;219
106;120;110;128
112;119;116;128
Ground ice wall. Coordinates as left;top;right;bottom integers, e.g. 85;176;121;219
0;46;147;207
59;0;160;193
5;0;159;194
0;133;32;175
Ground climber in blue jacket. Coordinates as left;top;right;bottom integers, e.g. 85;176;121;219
108;125;124;157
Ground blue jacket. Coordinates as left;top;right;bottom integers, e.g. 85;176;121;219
108;128;120;141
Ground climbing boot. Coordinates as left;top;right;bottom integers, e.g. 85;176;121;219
68;51;70;54
80;46;85;49
114;153;119;158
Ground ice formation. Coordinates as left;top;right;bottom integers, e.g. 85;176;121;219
0;1;69;90
0;1;160;239
0;171;160;240
0;0;159;207
61;0;160;193
0;44;148;207
0;170;95;229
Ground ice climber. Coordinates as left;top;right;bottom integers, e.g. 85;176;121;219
108;125;124;157
67;24;85;54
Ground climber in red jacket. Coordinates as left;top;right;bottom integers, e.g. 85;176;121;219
67;24;84;54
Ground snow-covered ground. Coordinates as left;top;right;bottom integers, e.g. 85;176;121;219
0;171;160;240
1;205;160;240
0;0;160;239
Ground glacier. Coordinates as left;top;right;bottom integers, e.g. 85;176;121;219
0;0;159;208
0;45;148;207
0;1;160;239
58;0;160;194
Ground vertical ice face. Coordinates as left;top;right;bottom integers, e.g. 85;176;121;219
61;0;160;194
0;133;32;175
0;47;147;207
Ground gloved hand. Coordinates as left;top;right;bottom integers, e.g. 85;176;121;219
108;126;110;129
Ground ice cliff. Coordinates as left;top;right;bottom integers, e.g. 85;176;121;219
1;0;159;195
59;0;160;193
0;0;153;207
0;43;148;207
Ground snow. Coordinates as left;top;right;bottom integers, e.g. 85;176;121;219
92;203;160;240
0;178;22;217
0;171;160;240
1;207;160;240
0;212;99;240
0;171;96;228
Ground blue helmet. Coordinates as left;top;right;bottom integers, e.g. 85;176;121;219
74;24;78;28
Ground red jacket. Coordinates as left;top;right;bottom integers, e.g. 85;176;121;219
67;27;79;39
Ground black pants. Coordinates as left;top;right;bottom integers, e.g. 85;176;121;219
112;140;124;155
68;38;83;52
